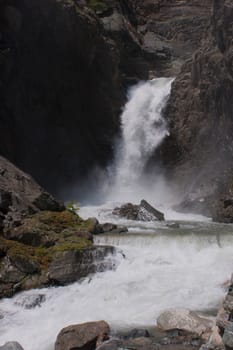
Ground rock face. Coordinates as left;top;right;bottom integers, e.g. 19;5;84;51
55;321;110;350
113;200;165;221
0;0;122;196
0;0;213;199
160;0;233;221
157;308;213;336
0;155;64;231
0;157;116;298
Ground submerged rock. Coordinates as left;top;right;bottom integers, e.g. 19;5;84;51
0;342;24;350
14;293;46;309
157;308;213;336
88;217;128;234
113;200;165;221
55;321;110;350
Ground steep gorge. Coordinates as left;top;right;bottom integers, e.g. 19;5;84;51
0;0;213;199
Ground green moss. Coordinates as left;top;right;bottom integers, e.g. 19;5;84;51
87;0;108;12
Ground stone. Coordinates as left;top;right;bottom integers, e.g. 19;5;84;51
14;293;46;309
223;322;233;349
216;307;230;331
48;246;116;285
113;201;165;221
125;328;150;339
101;223;117;233
111;226;128;233
0;156;64;231
0;342;24;350
55;321;110;350
140;200;164;221
157;309;214;336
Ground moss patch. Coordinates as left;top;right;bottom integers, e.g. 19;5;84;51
87;0;108;12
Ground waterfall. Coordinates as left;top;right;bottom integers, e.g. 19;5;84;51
107;77;174;203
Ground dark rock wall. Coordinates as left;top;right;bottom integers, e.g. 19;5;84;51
160;0;233;217
0;0;122;196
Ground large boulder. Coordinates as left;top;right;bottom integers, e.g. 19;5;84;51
48;245;116;285
55;321;110;350
157;309;214;336
0;156;64;231
113;200;164;221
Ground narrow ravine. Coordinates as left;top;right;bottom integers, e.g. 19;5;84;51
1;78;233;350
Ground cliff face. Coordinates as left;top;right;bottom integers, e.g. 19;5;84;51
161;0;233;219
0;0;213;199
0;0;122;196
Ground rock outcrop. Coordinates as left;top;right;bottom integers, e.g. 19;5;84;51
0;155;64;232
160;0;233;221
157;308;213;337
0;0;213;199
0;157;116;298
0;0;122;197
113;200;165;221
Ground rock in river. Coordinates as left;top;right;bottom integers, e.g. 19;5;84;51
113;199;164;221
157;308;214;336
55;321;110;350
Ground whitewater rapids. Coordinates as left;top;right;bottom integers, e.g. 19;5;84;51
1;221;233;350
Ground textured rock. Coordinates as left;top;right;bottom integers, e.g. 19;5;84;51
157;309;213;336
0;155;64;231
160;0;233;221
55;321;110;350
223;322;233;349
48;245;116;285
113;200;164;221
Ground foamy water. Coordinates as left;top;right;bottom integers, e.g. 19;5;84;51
1;220;233;350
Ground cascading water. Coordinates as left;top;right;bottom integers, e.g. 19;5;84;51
1;79;233;350
108;78;173;203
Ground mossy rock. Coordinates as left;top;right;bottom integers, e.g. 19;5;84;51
6;210;94;247
87;0;109;12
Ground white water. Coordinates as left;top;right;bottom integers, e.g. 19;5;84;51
1;78;233;350
107;77;174;204
1;225;233;350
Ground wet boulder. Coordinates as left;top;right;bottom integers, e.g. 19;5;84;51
113;200;164;221
55;321;110;350
157;309;214;336
0;342;24;350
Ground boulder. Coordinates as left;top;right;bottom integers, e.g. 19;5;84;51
222;322;233;349
140;200;164;221
0;342;24;350
0;156;64;231
113;200;165;221
48;246;116;285
157;309;213;336
124;328;150;339
55;321;110;350
14;293;46;309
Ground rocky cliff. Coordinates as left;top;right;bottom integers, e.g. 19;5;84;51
0;0;212;199
160;0;233;220
0;0;122;196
